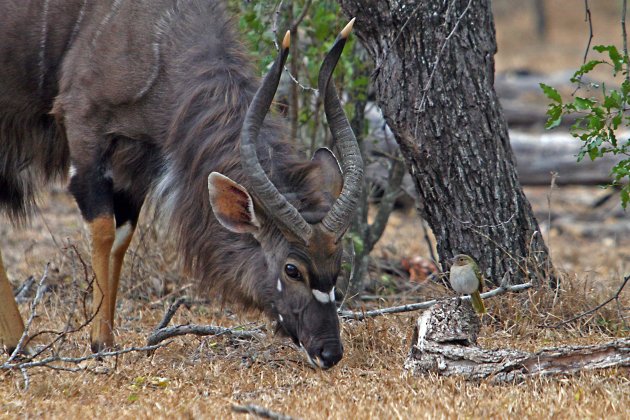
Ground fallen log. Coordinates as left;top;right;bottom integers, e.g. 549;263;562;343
364;103;626;208
404;300;630;383
510;132;625;186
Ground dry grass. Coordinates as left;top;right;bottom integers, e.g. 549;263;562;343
1;185;629;419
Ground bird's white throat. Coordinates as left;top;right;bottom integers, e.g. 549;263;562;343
450;264;479;294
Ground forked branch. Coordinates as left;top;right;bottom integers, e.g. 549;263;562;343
147;298;265;346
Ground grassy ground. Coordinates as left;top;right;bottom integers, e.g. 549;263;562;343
2;1;630;418
1;185;628;419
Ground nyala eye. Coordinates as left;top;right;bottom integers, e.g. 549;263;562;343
284;264;302;280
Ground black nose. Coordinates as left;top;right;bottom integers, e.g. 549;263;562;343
318;342;343;368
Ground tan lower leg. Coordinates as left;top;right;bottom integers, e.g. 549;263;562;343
89;216;116;352
108;223;135;324
0;249;27;352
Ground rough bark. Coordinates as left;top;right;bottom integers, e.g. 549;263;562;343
404;301;630;383
337;0;553;285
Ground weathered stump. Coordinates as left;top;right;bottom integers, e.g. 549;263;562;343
405;301;630;383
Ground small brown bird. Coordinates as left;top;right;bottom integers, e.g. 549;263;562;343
449;254;486;314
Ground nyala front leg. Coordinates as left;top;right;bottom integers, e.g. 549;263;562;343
70;164;117;352
0;249;28;354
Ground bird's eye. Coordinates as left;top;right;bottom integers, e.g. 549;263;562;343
284;264;302;280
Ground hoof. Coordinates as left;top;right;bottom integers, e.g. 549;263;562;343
90;339;113;354
4;342;35;358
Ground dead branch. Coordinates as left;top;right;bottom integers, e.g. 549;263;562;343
549;275;629;328
2;342;169;371
1;257;171;391
339;282;533;320
404;300;630;383
7;264;49;362
147;324;264;347
155;297;189;330
232;403;298;420
147;296;265;346
271;0;317;93
14;275;35;303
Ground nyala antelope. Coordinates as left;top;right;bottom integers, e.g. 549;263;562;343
0;0;362;369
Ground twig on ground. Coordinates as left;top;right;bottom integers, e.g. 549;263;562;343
19;367;29;391
149;283;193;306
1;257;171;392
2;343;170;372
14;276;35;303
147;324;264;347
8;264;50;362
549;275;630;328
155;297;189;330
232;403;298;420
339;282;533;320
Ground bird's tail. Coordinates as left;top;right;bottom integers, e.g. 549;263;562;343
471;291;486;314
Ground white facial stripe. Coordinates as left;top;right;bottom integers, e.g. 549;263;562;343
277;278;282;292
329;287;336;302
69;164;77;178
278;314;284;322
299;342;318;369
312;289;331;304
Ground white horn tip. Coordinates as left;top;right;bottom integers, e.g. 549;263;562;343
282;30;291;49
340;18;356;39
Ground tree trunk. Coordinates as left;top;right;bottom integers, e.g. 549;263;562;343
337;0;553;285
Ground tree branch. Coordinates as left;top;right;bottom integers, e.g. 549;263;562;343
232;403;297;420
549;275;629;328
155;297;189;330
271;0;317;93
2;343;169;371
7;264;50;362
339;282;533;320
147;324;264;347
367;156;405;246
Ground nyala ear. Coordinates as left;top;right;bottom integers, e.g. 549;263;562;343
312;147;343;199
208;172;260;234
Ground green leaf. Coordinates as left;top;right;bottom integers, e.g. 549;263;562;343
587;114;604;131
577;149;586;162
621;185;629;208
545;104;563;129
593;45;624;74
540;83;562;103
612;113;622;130
603;90;623;110
573;97;595;111
588;146;600;160
351;234;364;255
570;59;606;83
